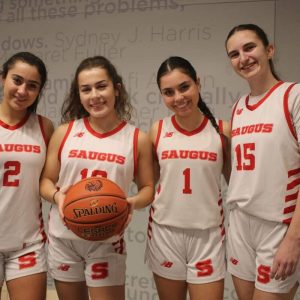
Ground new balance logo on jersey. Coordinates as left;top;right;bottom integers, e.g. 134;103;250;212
230;257;239;265
161;261;173;268
236;108;243;115
163;132;174;138
74;132;85;137
58;264;70;271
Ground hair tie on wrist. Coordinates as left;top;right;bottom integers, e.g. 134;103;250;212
52;190;59;204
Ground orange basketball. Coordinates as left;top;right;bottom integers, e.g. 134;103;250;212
63;177;129;241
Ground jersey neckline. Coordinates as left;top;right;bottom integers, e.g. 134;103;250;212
171;115;208;136
83;117;127;138
0;112;30;130
245;81;284;111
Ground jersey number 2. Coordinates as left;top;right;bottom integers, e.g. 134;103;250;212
3;161;21;187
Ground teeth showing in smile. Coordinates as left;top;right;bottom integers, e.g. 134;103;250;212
241;62;256;70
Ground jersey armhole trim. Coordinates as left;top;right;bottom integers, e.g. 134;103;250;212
154;120;163;151
218;120;226;163
58;121;74;162
283;83;298;141
37;115;48;146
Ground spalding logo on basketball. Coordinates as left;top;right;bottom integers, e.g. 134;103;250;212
63;177;129;241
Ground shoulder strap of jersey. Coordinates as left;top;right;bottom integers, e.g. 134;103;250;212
154;119;163;151
58;120;74;162
218;119;226;164
37;114;48;146
283;83;298;141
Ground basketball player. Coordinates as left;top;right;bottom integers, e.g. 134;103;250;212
225;24;300;300
39;56;154;300
145;56;231;300
0;52;54;300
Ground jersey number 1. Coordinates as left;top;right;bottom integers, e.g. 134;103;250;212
182;168;192;194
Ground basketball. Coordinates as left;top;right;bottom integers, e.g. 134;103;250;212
63;177;129;241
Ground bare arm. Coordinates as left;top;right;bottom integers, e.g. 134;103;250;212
127;130;155;210
40;124;69;217
149;121;160;184
41;116;55;143
221;120;231;184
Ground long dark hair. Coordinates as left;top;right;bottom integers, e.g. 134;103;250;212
225;23;280;80
157;56;219;133
61;56;132;123
1;52;47;112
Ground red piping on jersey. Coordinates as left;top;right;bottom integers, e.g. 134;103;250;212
84;117;127;138
285;191;299;202
154;120;163;151
288;168;300;178
231;98;241;128
283;218;292;225
133;128;139;177
245;81;284;111
0;111;30;130
171;114;208;136
283;83;297;140
58;121;74;162
38;115;48;146
218;120;226;164
287;178;300;190
284;205;296;214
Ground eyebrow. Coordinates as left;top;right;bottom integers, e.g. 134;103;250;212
79;80;108;88
161;80;190;91
12;74;41;86
227;42;256;57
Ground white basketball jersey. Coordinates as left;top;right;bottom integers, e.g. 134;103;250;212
0;113;47;251
49;118;138;240
151;115;225;230
227;82;300;224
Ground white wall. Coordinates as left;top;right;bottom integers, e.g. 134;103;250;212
0;0;299;299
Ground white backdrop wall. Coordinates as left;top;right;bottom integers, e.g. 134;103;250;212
0;0;300;299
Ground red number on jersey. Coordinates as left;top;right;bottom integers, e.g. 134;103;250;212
19;252;37;270
182;168;192;194
80;168;108;179
3;161;21;187
91;262;109;280
196;259;213;277
235;143;255;171
257;264;271;284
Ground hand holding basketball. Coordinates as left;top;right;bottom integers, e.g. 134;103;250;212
63;177;129;241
